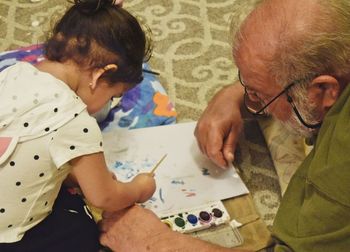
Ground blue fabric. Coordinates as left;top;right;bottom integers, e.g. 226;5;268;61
0;44;176;131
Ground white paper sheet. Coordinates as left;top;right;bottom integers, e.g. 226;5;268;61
103;122;249;217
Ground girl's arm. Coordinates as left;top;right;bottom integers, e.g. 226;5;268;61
69;152;156;211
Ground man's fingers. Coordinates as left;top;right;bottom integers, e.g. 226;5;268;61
222;131;237;163
98;213;118;233
102;211;116;219
98;220;109;233
101;208;128;220
194;124;207;155
206;130;228;169
99;233;107;246
210;151;229;169
99;232;115;248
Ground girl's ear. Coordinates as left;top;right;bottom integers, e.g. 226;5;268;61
90;64;118;89
309;75;340;112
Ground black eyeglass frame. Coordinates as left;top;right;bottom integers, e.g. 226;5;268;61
238;70;321;129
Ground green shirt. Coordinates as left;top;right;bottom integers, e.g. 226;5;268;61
273;84;350;252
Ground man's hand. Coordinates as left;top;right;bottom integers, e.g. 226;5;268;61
99;205;253;252
99;205;171;252
195;83;244;168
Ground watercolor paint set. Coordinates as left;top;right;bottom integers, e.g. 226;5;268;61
160;201;230;233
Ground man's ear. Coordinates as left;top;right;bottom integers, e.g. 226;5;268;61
90;64;118;90
309;75;340;111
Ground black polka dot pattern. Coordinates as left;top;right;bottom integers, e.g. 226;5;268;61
1;96;105;234
1;64;109;235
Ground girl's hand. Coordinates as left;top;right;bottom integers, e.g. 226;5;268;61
110;171;117;180
131;173;156;203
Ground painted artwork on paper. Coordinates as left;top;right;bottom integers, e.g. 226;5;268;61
105;122;249;217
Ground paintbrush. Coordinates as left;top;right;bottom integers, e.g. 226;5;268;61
142;69;160;76
150;154;167;175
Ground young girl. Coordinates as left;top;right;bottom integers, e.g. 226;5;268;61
0;0;155;251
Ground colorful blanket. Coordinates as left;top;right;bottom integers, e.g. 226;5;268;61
0;44;176;131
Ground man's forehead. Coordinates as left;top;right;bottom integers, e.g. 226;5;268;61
237;0;319;46
233;0;321;82
233;3;281;72
234;38;271;80
235;43;280;95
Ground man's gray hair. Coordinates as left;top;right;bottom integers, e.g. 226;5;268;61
231;0;350;91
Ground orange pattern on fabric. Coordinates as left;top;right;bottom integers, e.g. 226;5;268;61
153;92;177;117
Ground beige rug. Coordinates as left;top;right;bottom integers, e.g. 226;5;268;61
0;0;281;235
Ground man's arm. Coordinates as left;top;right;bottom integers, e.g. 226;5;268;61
99;205;252;252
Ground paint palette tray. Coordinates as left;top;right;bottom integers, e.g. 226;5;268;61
160;201;230;233
190;222;244;248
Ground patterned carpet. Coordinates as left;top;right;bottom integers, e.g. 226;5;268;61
0;0;281;236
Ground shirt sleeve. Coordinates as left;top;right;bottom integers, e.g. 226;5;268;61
49;110;104;168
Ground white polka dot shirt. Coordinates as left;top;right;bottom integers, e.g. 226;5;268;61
0;62;103;242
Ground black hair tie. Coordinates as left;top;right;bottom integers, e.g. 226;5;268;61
73;0;115;14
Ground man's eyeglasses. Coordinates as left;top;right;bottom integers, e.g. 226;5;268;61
238;70;321;129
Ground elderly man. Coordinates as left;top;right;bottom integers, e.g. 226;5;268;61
99;0;350;251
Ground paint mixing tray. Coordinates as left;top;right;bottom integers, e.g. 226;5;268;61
160;201;230;233
191;223;244;248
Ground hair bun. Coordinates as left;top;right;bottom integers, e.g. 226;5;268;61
74;0;117;14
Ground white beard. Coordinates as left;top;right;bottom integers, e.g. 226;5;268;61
280;98;321;138
281;112;317;138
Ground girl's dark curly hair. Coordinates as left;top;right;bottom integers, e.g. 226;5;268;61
45;0;152;85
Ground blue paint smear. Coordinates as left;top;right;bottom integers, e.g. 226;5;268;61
114;161;123;168
112;161;137;180
159;188;165;203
